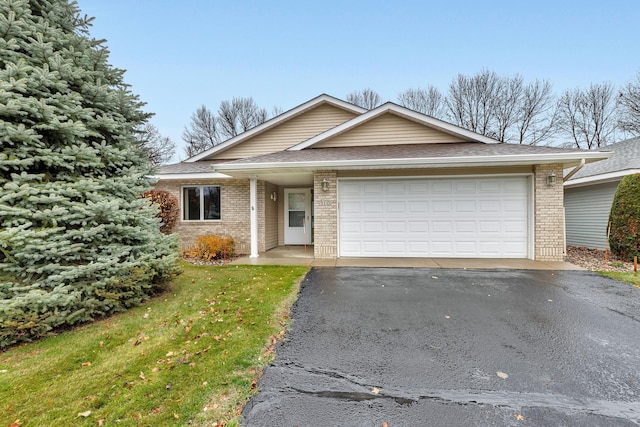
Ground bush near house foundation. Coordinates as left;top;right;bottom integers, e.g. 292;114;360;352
608;174;640;261
144;189;179;234
187;235;236;261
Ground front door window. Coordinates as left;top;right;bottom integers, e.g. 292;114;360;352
284;189;312;244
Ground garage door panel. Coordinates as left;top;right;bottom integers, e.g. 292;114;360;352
341;221;361;233
408;221;428;233
455;221;476;233
478;221;501;233
386;221;405;233
363;221;383;233
385;182;406;195
479;200;501;213
407;241;428;254
339;177;529;258
455;181;477;194
432;221;453;233
455;200;476;213
432;241;454;256
478;180;501;193
407;182;429;194
432;200;452;213
455;241;478;256
408;200;428;213
386;241;406;254
363;241;383;254
431;181;453;193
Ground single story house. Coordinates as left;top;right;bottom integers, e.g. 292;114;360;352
564;137;640;250
154;94;610;261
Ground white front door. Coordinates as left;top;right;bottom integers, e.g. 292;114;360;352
284;188;312;245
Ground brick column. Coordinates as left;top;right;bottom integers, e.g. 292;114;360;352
534;164;565;261
314;171;337;259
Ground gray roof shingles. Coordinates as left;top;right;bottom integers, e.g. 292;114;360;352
567;137;640;180
220;143;590;165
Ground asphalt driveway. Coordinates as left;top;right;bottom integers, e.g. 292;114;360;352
242;268;640;426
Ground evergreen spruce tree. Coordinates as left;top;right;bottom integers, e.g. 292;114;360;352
0;0;179;347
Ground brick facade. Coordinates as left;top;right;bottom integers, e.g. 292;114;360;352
156;164;566;261
534;164;565;261
154;178;267;255
313;171;338;258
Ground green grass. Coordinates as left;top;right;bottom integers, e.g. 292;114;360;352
0;262;308;426
597;271;640;287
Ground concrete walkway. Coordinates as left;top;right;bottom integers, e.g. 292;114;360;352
231;246;585;270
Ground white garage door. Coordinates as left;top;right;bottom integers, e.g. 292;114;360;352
338;177;530;258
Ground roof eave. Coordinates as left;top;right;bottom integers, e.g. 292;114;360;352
564;168;640;188
150;172;232;180
214;152;612;175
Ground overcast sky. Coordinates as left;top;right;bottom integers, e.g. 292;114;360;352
78;0;639;162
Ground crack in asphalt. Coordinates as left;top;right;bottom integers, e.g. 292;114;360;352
268;364;640;423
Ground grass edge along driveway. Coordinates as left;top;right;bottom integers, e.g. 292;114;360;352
0;262;308;427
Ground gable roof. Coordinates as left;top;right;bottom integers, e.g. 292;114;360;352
185;94;366;162
564;137;640;187
289;102;500;150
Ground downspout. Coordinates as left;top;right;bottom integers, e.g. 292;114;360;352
563;159;586;182
249;176;259;258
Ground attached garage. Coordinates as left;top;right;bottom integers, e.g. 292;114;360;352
338;176;531;258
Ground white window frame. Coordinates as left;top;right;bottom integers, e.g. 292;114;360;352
181;185;221;221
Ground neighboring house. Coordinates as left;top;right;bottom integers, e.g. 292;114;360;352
564;137;640;250
153;94;610;261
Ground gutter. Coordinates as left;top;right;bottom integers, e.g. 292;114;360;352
214;152;613;173
563;158;585;181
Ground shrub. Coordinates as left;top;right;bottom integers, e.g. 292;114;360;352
608;174;640;261
187;235;235;261
144;189;179;234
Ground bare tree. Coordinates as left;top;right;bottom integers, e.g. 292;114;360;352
515;79;558;145
445;70;500;137
618;71;640;135
217;97;269;140
135;123;176;165
397;86;445;118
557;83;617;149
492;75;524;142
346;88;382;109
182;105;219;157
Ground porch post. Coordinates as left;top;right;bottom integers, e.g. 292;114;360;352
249;176;259;258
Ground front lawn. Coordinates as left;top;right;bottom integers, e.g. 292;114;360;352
0;262;308;426
597;271;640;288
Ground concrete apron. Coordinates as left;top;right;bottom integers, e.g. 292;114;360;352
230;246;585;271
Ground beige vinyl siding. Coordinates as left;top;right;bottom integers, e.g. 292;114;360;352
210;104;358;160
564;181;620;250
313;112;467;148
264;182;278;250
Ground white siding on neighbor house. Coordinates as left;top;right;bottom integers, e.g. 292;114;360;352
211;104;358;159
313;112;467;148
564;181;620;250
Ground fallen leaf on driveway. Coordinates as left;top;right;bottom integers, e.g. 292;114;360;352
515;413;525;420
371;387;380;395
496;371;509;379
382;422;389;427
